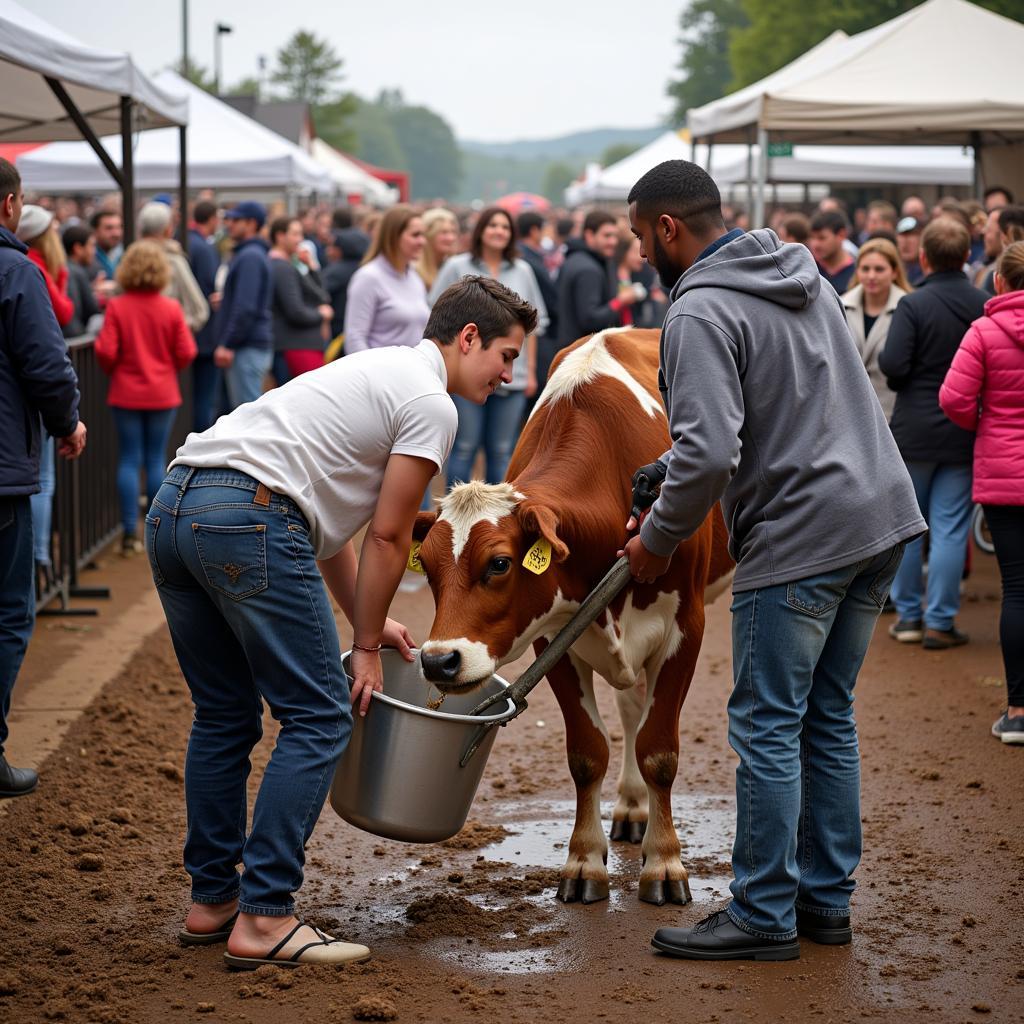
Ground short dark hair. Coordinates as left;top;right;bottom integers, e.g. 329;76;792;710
997;205;1024;243
332;207;353;230
62;223;92;255
921;218;970;272
866;199;898;226
781;212;810;244
516;211;544;238
0;158;19;205
425;275;538;347
269;216;299;245
627;160;724;237
583;210;616;236
471;206;517;263
810;210;850;235
555;217;574;242
90;210;121;230
192;200;217;225
985;185;1014;205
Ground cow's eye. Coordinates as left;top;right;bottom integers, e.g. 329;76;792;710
486;557;512;578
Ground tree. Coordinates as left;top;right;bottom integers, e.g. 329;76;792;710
271;30;344;106
176;58;217;93
390;103;461;199
315;94;360;157
601;142;640;167
542;162;576;204
227;76;261;98
347;98;405;169
666;0;749;122
730;0;1024;89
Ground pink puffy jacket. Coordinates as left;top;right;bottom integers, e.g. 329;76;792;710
939;290;1024;505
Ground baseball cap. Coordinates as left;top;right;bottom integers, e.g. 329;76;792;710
897;216;922;235
223;200;266;228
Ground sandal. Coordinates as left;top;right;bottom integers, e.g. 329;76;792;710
178;911;240;946
223;921;371;971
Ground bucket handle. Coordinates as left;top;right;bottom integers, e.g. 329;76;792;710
458;690;526;768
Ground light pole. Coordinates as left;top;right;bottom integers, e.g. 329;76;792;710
214;22;233;94
181;0;189;78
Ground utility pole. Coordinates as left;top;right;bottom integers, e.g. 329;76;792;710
214;22;233;95
181;0;189;78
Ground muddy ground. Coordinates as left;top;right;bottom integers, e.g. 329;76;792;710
1;551;1021;1024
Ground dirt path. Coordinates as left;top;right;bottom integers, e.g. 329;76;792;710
0;554;1021;1024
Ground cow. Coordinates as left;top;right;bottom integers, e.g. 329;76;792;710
412;327;734;905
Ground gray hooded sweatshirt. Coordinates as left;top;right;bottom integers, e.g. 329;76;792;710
639;228;925;592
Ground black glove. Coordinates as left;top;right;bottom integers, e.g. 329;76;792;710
630;459;667;521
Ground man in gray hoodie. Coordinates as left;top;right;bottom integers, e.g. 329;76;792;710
619;160;925;961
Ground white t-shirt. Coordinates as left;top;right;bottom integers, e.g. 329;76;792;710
171;340;457;559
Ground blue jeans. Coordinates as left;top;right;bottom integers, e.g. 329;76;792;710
727;544;904;939
225;347;272;410
147;466;351;916
30;436;55;565
0;496;35;757
446;390;527;487
890;461;972;630
271;352;291;388
111;407;177;538
192;354;222;433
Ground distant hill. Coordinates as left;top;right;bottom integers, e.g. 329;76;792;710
460;126;664;162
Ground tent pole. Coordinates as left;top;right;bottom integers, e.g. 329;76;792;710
690;135;697;163
971;132;983;197
746;126;755;221
705;139;714;173
754;128;768;228
44;77;124;188
178;125;188;247
121;97;135;244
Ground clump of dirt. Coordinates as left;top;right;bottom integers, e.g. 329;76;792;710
438;820;511;850
404;892;547;943
352;995;399;1020
455;868;561;898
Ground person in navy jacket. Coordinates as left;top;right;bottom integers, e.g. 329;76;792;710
0;159;86;798
187;200;223;431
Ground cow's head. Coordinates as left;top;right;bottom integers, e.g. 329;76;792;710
415;481;571;690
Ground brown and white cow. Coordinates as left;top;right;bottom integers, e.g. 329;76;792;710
413;327;733;905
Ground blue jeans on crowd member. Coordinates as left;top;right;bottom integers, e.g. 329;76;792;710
192;355;222;434
111;407;177;539
0;497;35;757
726;544;904;939
271;352;290;389
146;466;351;916
30;436;55;565
446;390;527;487
890;461;972;630
225;347;273;410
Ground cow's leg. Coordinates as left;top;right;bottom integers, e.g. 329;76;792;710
635;605;704;906
547;651;610;904
610;682;649;844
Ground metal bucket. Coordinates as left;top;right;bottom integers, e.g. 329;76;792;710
329;649;516;843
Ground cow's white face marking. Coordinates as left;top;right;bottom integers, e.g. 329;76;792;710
420;637;495;687
437;481;524;561
531;329;664;421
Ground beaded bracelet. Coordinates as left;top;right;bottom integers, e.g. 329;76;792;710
352;641;383;654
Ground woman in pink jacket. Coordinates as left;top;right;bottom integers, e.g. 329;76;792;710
940;240;1024;745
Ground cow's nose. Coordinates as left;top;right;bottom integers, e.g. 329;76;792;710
421;649;461;683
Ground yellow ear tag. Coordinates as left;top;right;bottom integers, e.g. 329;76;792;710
407;540;425;574
522;538;552;575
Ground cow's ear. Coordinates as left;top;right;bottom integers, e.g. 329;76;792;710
413;510;437;541
519;503;570;562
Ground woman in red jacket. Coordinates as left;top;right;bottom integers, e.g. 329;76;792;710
940;240;1024;745
96;241;197;554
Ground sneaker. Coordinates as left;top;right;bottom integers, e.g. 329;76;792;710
922;626;969;650
888;618;923;643
991;712;1024;745
121;534;142;557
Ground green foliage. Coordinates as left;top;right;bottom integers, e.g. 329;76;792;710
667;0;749;121
315;94;360;156
600;142;640;167
271;30;345;106
730;0;1024;89
229;76;261;98
176;59;217;93
542;162;576;204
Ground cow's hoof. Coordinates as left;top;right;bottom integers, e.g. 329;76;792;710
638;877;692;906
556;877;610;904
609;819;647;844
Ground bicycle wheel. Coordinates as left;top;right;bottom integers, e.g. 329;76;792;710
972;504;995;555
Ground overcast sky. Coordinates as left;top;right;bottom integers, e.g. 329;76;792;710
35;0;682;141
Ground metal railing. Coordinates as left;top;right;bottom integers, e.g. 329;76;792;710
35;332;194;614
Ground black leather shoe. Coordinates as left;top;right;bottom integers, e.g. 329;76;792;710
652;910;800;961
796;907;852;945
0;756;38;799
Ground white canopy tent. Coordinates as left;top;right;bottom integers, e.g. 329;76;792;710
687;0;1024;222
0;0;188;240
310;139;397;206
565;130;972;206
18;72;333;198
